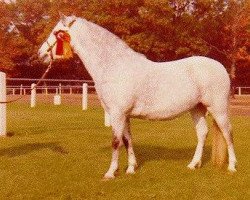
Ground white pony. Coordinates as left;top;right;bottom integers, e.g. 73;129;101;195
38;15;237;179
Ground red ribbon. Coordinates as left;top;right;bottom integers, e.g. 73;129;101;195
54;30;71;56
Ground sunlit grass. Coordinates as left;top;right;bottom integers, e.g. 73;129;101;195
0;103;249;199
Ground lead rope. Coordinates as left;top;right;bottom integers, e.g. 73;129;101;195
0;59;53;104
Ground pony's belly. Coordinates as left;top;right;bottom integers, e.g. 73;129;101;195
130;110;183;120
130;101;197;120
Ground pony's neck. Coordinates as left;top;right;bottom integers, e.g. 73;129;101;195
70;18;146;83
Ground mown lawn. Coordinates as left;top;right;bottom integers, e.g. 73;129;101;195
0;102;249;199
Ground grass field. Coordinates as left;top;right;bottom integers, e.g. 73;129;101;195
1;102;249;199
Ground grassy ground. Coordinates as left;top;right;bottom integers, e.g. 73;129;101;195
1;102;249;199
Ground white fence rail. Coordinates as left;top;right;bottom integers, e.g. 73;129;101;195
5;78;250;96
6;85;95;95
235;87;250;96
6;78;95;95
6;85;250;96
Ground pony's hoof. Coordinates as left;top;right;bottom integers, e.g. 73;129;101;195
187;164;196;170
126;166;136;175
187;161;202;170
103;173;115;181
228;166;237;173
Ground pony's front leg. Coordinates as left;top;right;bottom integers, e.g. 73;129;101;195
104;111;126;180
122;118;137;174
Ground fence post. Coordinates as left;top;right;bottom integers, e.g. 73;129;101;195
59;83;62;95
238;87;242;95
104;111;111;127
54;94;61;105
30;83;36;108
20;84;23;95
0;72;6;136
82;83;88;110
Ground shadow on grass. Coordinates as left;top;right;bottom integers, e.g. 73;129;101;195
135;145;211;167
0;142;68;157
102;144;212;168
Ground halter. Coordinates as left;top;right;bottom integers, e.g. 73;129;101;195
46;41;56;60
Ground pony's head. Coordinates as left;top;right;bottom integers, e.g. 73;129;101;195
38;14;77;63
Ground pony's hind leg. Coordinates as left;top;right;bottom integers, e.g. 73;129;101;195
188;104;208;170
122;118;137;174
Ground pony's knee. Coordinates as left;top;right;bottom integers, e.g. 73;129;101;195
112;136;122;150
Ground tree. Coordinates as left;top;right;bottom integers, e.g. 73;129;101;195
193;0;250;87
224;0;250;88
0;1;15;74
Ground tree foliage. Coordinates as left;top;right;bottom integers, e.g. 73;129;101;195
0;0;249;85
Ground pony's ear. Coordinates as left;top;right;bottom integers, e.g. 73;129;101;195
59;12;67;23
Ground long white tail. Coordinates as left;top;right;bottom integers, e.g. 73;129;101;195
211;120;228;168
